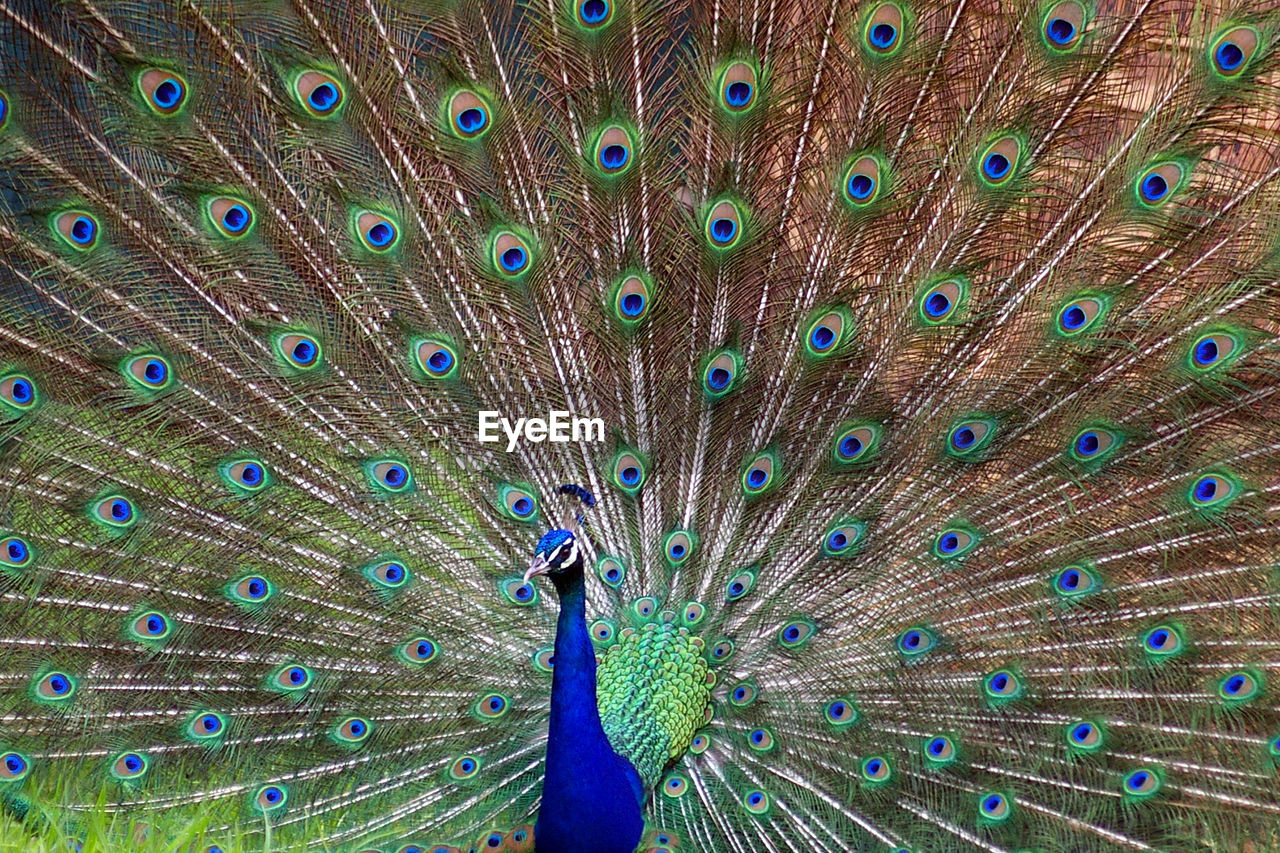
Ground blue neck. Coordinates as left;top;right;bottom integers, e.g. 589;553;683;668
535;571;644;853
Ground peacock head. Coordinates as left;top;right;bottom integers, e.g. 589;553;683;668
524;528;583;585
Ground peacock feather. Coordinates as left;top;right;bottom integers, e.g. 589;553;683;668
0;0;1279;851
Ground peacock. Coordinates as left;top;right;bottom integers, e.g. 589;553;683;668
0;0;1278;851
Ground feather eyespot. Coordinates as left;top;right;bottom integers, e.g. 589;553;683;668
825;698;858;727
718;61;758;113
978;792;1012;823
228;575;274;606
681;601;706;627
690;733;710;753
597;556;626;588
661;773;689;798
137;68;187;115
355;211;400;252
860;755;892;784
590;620;616;644
832;423;879;465
206;196;254;239
613;273;651;324
742;789;770;815
448;755;481;781
52;210;99;250
922;734;956;767
725;568;756;601
253;784;288;812
1142;624;1184;659
502;577;539;606
593;125;634;176
933;525;977;559
983;669;1023;701
221;458;269;494
33;671;76;703
110;752;149;781
741;451;777;495
1188;471;1239;510
1051;564;1101;599
363;558;411;590
728;681;757;707
92;494;138;530
0;373;38;414
896;626;937;658
842;156;883;208
275;332;322;370
1056;295;1107;337
0;89;9;130
1217;670;1262;704
631;598;658;619
804;310;848;357
864;3;905;55
187;712;227;741
704;200;743;249
532;646;555;672
918;278;967;325
709;638;735;663
663;530;696;566
490;230;534;278
1209;26;1259;78
1070;426;1119;463
611;451;647;493
400;637;438;664
0;535;32;571
270;664;313;693
367;460;413;494
1042;1;1086;50
1066;720;1104;752
448;90;491;138
293;70;344;118
747;727;776;752
703;350;742;397
499;485;539;521
823;520;866;557
129;611;172;644
978;136;1021;186
331;716;372;745
123;355;174;392
946;418;994;457
1122;768;1161;800
574;0;613;29
412;338;458;380
0;751;30;782
778;618;816;649
1188;330;1241;372
1136;162;1184;206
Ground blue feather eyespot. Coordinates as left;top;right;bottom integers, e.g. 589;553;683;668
917;278;968;325
274;332;322;370
1187;329;1241;372
725;567;757;601
412;338;459;380
590;619;616;645
367;460;414;494
946;418;994;458
490;229;534;278
220;457;270;494
186;711;227;742
661;773;689;798
51;210;100;251
742;789;770;815
1187;471;1239;511
128;610;172;645
611;450;647;494
532;646;555;672
1055;294;1107;337
448;755;481;781
136;68;188;115
860;755;892;785
498;484;539;521
832;423;880;466
746;726;776;753
978;136;1022;186
122;354;174;392
690;733;710;753
1051;564;1101;600
982;669;1024;704
896;626;937;658
977;791;1013;824
630;598;658;620
612;273;652;324
681;601;706;627
292;70;344;118
1065;719;1105;754
1135;162;1184;207
741;450;778;496
663;530;696;567
1141;624;1185;660
1041;1;1086;51
702;349;742;398
1069;425;1120;464
1216;669;1262;705
804;309;849;357
704;200;744;250
718;61;758;114
728;680;757;708
933;524;978;559
501;577;539;606
363;558;411;591
91;494;138;530
863;3;905;55
0;751;30;782
447;89;492;138
110;752;150;781
399;637;439;665
0;89;9;130
355;211;400;252
708;638;735;664
597;556;626;588
205;196;254;239
32;671;76;703
592;125;634;177
0;373;39;414
1209;26;1259;79
473;693;510;721
227;574;274;607
0;535;33;572
1121;767;1162;801
777;617;817;650
269;664;314;693
573;0;613;29
252;783;288;813
824;698;859;727
922;734;957;768
842;155;884;208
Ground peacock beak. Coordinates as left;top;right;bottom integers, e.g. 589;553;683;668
523;553;552;584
